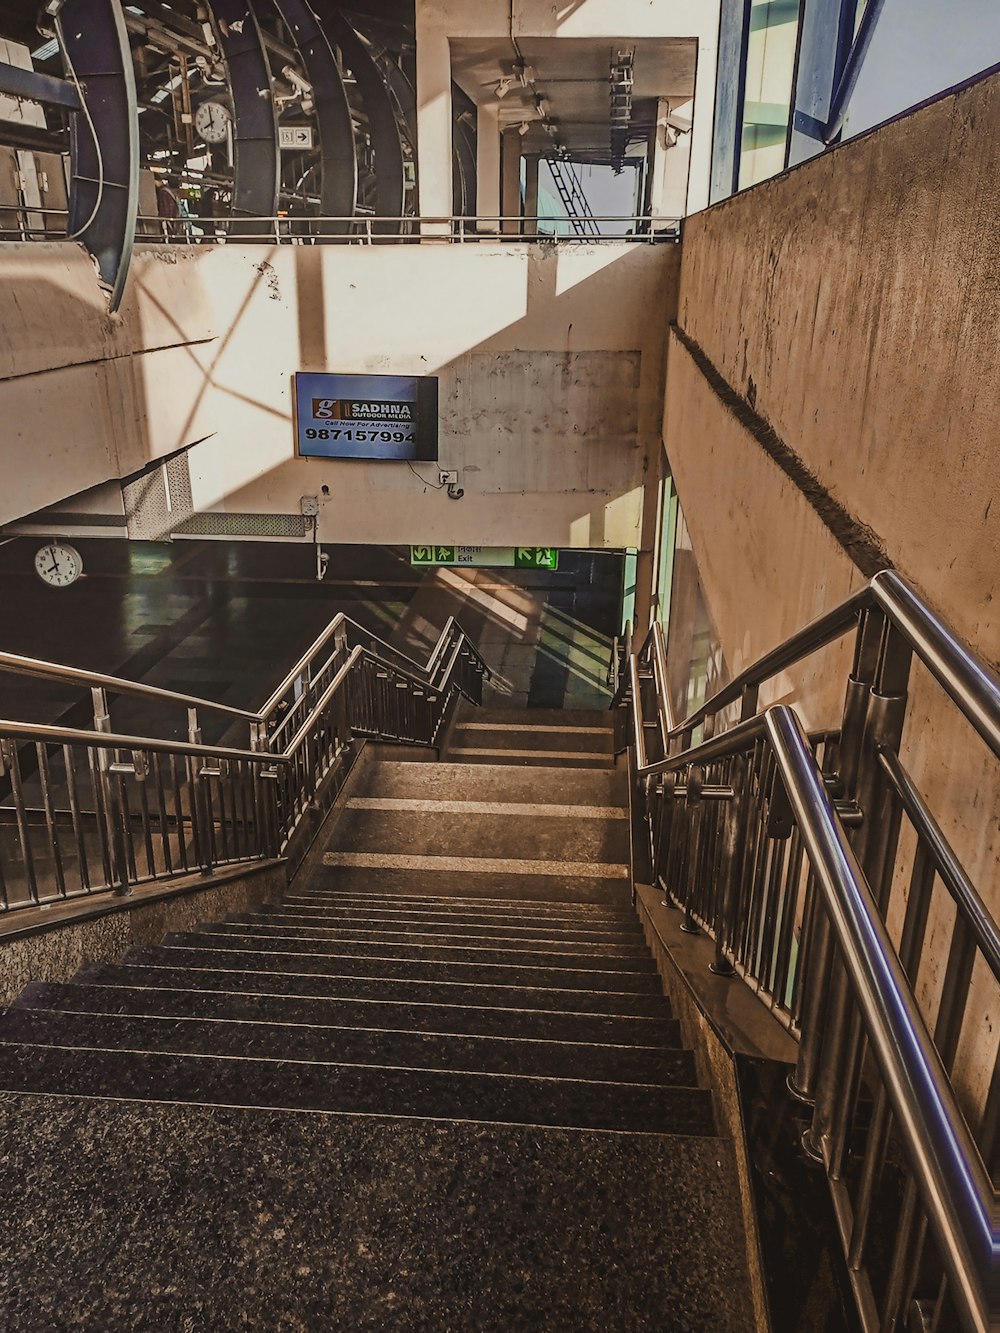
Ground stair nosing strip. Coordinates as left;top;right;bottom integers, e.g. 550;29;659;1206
320;852;630;878
115;959;668;1003
10;1006;671;1055
0;1038;693;1093
157;941;655;977
0;1087;718;1139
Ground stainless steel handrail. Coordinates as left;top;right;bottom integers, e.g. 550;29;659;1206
0;611;484;731
766;706;999;1333
620;570;1000;762
872;569;1000;759
614;565;1000;1330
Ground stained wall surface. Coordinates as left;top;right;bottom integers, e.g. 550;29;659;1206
664;69;1000;1112
185;242;677;548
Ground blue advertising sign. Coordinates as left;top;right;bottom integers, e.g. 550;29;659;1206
293;372;438;461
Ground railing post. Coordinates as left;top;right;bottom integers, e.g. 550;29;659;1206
92;686;130;896
804;617;912;1163
188;706;213;876
791;609;883;1104
710;750;747;977
680;763;703;933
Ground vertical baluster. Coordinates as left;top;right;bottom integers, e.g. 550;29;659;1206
879;1179;920;1331
216;771;231;863
152;753;173;875
133;754;156;879
4;739;38;906
117;772;138;881
36;742;66;900
772;825;803;1010
170;753;189;872
88;746;114;889
679;764;703;933
66;743;91;894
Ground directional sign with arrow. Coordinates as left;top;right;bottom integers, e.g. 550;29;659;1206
279;126;315;150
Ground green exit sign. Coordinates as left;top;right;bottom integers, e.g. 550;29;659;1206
410;546;558;570
514;547;558;570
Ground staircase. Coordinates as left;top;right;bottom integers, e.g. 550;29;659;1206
0;707;756;1328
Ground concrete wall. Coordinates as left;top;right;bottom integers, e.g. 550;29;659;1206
0;239;677;551
663;69;1000;1114
184;241;677;548
0;244;215;527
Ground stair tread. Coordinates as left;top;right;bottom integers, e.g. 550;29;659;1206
79;959;673;1016
0;1042;717;1135
147;939;662;994
230;915;647;946
28;979;682;1046
252;909;646;942
300;867;632;905
1;1007;695;1086
192;925;655;967
0;1096;756;1330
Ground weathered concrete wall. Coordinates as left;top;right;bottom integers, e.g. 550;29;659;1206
183;241;678;548
0;240;677;551
674;69;1000;667
0;244;215;526
663;70;1000;1114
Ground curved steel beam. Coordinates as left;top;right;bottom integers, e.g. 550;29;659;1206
58;0;138;312
207;0;279;226
454;117;476;217
272;0;357;230
322;12;405;231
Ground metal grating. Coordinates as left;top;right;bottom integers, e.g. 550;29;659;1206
171;512;309;538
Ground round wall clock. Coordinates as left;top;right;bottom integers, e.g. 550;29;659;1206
195;99;232;145
34;542;84;588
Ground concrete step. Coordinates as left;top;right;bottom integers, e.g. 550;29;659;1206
0;1041;717;1135
446;748;615;769
353;760;626;805
28;978;683;1046
281;889;637;920
1;1006;694;1087
450;723;613;754
153;936;662;993
193;924;655;968
462;707;612;729
254;906;645;938
235;911;647;946
329;807;629;865
304;864;631;906
82;958;673;1017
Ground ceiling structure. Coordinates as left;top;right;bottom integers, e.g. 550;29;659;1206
450;36;697;162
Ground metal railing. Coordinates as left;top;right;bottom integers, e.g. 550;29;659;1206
0;614;488;912
0;207;680;245
613;569;1000;1333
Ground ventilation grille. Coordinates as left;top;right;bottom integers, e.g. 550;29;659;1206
171;512;309;538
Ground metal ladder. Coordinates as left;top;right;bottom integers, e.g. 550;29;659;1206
544;157;601;237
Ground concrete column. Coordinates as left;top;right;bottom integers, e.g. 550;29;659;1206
686;39;718;214
476;100;501;229
522;153;540;235
414;26;453;235
500;127;522;235
649;98;693;222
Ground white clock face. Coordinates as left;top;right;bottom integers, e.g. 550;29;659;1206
195;99;232;144
35;542;84;588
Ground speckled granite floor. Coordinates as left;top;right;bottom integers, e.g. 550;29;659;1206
0;1096;755;1332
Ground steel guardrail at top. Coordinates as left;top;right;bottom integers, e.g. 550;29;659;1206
0;211;683;244
0;611;487;736
616;569;1000;766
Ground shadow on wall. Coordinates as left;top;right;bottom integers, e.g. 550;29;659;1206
180;238;678;549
